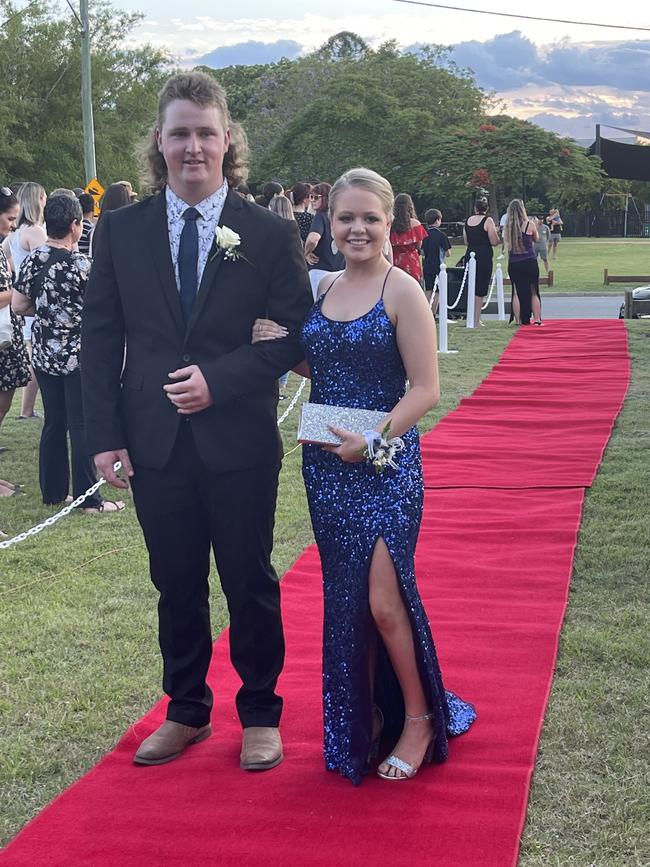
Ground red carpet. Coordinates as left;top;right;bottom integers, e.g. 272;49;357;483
1;321;630;867
422;320;630;489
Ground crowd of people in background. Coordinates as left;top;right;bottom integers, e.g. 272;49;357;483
0;168;563;536
0;181;135;533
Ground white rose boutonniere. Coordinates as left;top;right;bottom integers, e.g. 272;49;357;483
211;225;250;263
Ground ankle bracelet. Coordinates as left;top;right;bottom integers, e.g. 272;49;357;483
405;711;434;722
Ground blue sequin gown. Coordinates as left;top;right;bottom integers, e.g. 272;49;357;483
301;281;476;785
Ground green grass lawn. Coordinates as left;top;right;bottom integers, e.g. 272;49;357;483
448;237;650;296
1;322;648;864
532;238;650;296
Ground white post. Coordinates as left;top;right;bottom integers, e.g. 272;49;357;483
466;251;476;329
438;264;448;353
496;263;505;320
437;265;458;355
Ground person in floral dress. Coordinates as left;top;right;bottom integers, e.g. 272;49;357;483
13;194;124;513
0;186;30;499
389;193;427;284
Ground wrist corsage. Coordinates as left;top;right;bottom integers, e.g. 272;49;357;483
362;424;405;473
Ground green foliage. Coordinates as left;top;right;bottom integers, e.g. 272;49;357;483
205;35;604;214
206;38;484;191
424;115;604;215
0;0;169;191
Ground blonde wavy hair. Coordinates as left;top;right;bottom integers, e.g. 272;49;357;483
142;72;249;193
17;182;46;227
504;199;529;254
329;168;394;221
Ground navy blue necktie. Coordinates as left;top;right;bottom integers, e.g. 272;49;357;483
178;206;200;323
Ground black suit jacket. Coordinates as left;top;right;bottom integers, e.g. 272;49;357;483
81;188;313;472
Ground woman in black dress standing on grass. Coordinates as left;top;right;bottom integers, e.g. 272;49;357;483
463;199;499;327
505;199;541;326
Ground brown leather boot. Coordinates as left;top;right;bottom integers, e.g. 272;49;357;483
133;719;212;766
240;726;283;771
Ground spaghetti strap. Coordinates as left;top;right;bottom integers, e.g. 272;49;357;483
318;272;343;302
380;266;393;299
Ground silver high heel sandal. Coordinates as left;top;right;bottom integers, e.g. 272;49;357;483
377;711;435;781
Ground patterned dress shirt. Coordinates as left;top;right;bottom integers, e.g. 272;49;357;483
165;181;229;291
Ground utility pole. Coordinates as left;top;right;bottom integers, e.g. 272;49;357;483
80;0;96;183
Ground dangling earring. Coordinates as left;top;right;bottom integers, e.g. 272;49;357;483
331;239;339;256
383;236;391;257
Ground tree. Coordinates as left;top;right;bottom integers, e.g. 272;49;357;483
206;36;486;189
421;116;604;215
0;0;169;191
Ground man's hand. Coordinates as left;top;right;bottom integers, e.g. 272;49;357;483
94;449;134;489
163;365;214;415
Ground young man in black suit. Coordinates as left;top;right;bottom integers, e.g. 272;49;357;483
81;72;312;770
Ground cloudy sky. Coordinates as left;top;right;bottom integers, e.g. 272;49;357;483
123;0;650;142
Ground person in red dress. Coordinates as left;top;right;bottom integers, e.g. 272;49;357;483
390;193;427;284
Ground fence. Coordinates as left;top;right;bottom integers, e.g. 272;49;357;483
559;210;650;238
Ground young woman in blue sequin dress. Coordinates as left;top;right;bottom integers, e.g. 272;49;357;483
253;168;475;785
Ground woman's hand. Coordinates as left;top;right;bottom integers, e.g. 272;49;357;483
306;251;319;266
251;318;288;344
322;425;366;463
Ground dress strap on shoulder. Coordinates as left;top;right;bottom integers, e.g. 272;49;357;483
318;272;343;301
380;266;393;299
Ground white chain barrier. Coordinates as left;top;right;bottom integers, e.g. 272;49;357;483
428;274;440;309
2;375;310;550
446;261;470;311
277;375;308;426
0;462;123;550
481;270;497;310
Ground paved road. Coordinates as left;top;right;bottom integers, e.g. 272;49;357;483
484;294;624;321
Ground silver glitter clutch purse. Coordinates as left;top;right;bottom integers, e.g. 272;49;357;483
297;403;386;445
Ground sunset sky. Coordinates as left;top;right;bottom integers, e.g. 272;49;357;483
122;0;650;142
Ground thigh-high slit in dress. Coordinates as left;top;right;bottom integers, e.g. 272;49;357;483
301;275;476;785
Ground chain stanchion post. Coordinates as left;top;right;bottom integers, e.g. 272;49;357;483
496;263;506;320
438;265;448;353
437;264;458;355
466;251;476;329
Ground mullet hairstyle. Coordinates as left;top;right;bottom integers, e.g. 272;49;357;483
504;199;529;254
142;71;249;193
329;168;394;221
392;192;416;234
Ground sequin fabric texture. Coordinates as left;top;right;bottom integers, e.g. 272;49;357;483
301;290;476;785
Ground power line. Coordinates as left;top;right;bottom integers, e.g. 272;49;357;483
0;0;40;29
392;0;650;33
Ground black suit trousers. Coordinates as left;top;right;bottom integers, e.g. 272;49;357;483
130;421;284;729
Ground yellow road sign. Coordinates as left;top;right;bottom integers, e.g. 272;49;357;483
85;178;105;200
84;178;105;216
